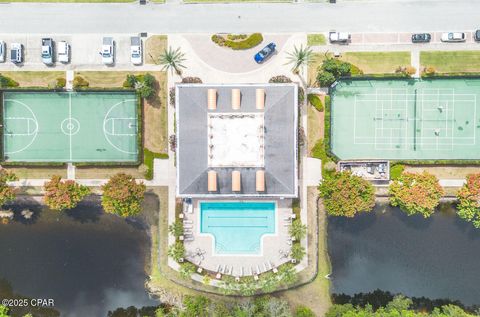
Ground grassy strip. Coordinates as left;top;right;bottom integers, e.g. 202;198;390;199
307;34;327;46
420;51;480;73
211;33;264;50
1;71;65;88
145;35;168;65
184;0;290;2
341;51;411;74
0;0;134;2
144;148;168;180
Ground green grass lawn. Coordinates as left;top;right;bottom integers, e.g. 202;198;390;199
420;51;480;73
184;0;290;2
307;34;327;46
341;51;411;74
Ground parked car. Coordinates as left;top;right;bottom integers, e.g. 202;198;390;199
329;31;351;44
41;38;54;65
57;41;70;63
254;42;276;64
10;43;23;64
0;41;5;63
130;36;142;65
474;30;480;41
411;33;431;43
441;32;466;42
101;37;115;65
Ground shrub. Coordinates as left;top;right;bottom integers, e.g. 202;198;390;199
168;242;185;262
389;172;444;217
169;87;176;106
424;66;436;76
212;33;263;50
316;71;336;87
295;306;316;317
101;173;146;217
319;171;375;217
456;173;480;228
169;135;177;153
181;77;202;84
405;66;416;76
179;262;196;279
73;76;89;89
322;58;351;78
308;93;324;112
349;63;364;76
389;164;405;180
226;34;247;41
168;220;184;238
55;77;66;89
0;169;18;207
323;161;337;172
0;74;19;88
43;176;90;211
269;75;292;83
123;74;137;88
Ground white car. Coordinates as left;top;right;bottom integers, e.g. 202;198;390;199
101;37;115;65
441;32;466;42
57;41;70;63
329;31;351;44
130;36;142;65
10;43;23;64
0;41;5;63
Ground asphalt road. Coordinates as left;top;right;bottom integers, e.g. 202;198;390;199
0;0;479;34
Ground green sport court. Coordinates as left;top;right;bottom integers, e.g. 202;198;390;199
2;91;139;162
331;79;480;160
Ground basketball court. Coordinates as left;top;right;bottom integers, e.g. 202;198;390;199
2;91;139;162
331;79;480;160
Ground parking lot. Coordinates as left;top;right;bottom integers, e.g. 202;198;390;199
0;33;152;70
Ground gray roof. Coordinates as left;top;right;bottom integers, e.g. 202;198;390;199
176;83;298;197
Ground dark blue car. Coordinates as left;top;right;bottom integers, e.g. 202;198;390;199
254;42;276;64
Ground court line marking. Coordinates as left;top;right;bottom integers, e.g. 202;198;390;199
103;99;138;154
3;99;39;155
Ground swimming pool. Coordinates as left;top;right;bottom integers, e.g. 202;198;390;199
200;202;276;255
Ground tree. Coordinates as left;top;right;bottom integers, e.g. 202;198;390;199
0;169;17;207
456;173;480;228
289;219;307;241
43;176;90;211
0;306;8;317
182;295;210;317
285;45;313;74
101;173;146;217
167;241;185;262
290;243;306;262
322;58;351;77
389;171;444;217
316;71;336;87
319;171;375;217
168;220;184;238
159;47;186;76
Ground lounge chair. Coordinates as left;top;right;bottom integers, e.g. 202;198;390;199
257;265;262;274
187;203;193;214
184;237;194;242
184;225;193;229
183;220;193;224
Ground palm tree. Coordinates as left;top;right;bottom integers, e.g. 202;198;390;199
285;44;313;74
159;46;186;76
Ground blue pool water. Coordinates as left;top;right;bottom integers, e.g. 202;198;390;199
200;202;276;254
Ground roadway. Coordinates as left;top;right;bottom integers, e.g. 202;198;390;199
0;0;478;34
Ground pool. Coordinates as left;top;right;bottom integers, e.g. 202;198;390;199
200;201;276;255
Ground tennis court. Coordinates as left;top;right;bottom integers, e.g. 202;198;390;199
331;79;480;160
3;91;139;162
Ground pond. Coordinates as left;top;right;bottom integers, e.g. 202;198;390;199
0;195;158;316
328;202;480;306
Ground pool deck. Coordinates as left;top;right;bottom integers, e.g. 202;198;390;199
183;199;293;277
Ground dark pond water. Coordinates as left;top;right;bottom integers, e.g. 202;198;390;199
328;202;480;306
0;196;158;317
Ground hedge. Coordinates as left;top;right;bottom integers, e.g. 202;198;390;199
0;74;19;88
389;164;405;180
307;93;323;112
211;33;263;50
